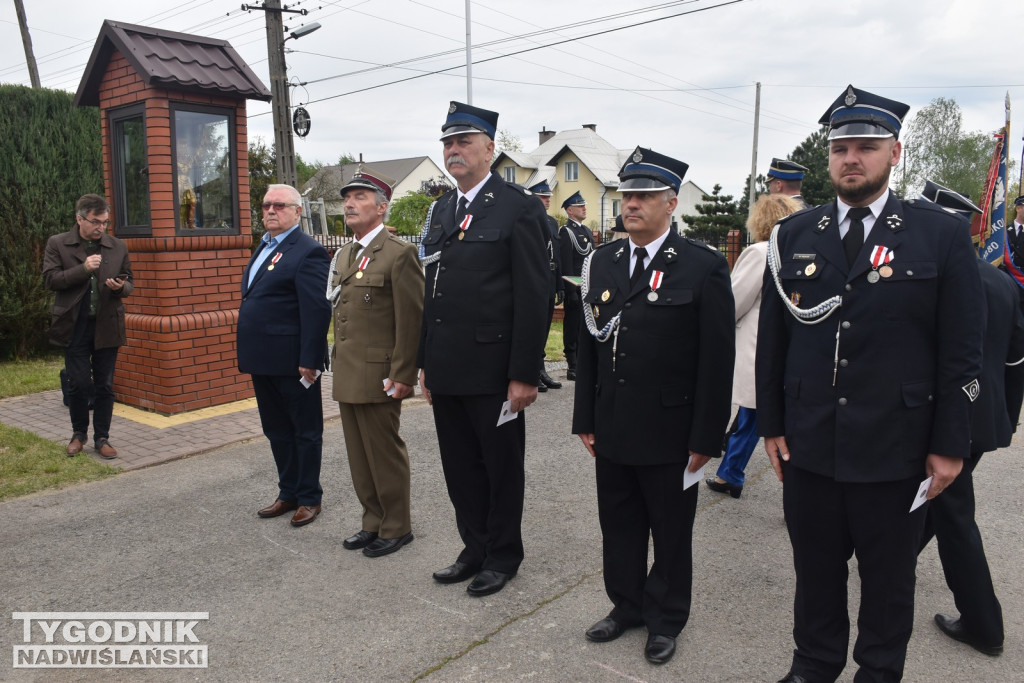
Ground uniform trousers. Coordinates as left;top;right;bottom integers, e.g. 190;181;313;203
782;463;926;683
595;456;698;637
432;392;526;575
65;314;118;441
339;400;412;538
563;293;581;370
252;374;324;506
919;452;1003;646
715;406;759;486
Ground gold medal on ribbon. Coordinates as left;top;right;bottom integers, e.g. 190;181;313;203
458;232;465;240
879;265;893;278
356;271;364;279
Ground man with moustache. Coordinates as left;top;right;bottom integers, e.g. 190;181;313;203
329;168;424;557
757;86;983;683
573;148;734;665
418;101;549;596
43;193;133;459
239;184;332;528
558;191;593;380
527;180;564;391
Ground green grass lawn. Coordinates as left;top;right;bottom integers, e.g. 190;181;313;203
0;356;117;500
0;423;118;502
545;320;564;361
0;356;63;399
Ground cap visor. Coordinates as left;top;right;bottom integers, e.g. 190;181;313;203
440;125;488;140
617;177;672;192
827;122;895;140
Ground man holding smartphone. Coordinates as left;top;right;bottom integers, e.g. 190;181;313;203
43;193;133;459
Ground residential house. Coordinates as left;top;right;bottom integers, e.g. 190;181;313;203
491;125;707;236
301;155;446;217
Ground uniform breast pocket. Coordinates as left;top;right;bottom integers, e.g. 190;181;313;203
422;226;444;252
779;257;828;307
881;261;938;320
355;273;386;306
583;286;619;324
646;288;693;338
460;229;506;270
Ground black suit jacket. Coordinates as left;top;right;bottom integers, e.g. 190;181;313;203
972;260;1024;453
756;194;984;482
545;215;564;298
571;230;735;464
416;173;549;394
237;227;331;376
558;219;594;279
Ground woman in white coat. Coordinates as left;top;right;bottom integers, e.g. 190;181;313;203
706;194;802;498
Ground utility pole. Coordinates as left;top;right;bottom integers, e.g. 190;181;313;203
244;0;313;188
13;0;41;88
464;0;473;103
747;81;761;212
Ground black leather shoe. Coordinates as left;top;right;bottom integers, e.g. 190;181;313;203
466;569;514;596
363;532;413;557
644;634;676;664
540;371;562;389
537;381;548;392
705;477;743;499
566;369;576;381
585;617;631;643
777;673;810;683
934;613;1003;655
433;561;481;584
342;530;378;550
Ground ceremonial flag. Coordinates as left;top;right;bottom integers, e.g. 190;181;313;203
978;128;1007;268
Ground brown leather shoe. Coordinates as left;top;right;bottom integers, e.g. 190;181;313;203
66;433;87;456
290;505;321;527
95;438;118;459
257;499;298;518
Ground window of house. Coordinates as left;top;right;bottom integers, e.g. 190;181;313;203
171;104;236;233
611;199;621;218
565;161;579;182
503;165;516;183
109;105;150;235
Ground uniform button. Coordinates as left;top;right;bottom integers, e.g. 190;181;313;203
839;359;848;367
497;334;503;339
621;326;628;332
444;241;451;247
841;321;851;329
341;299;348;304
624;302;632;309
440;266;447;272
907;269;914;276
340;317;347;323
838;398;847;406
665;298;672;303
435;319;442;324
928;394;934;401
845;284;853;292
618;352;626;358
617;378;625;385
339;336;346;342
436;292;443;298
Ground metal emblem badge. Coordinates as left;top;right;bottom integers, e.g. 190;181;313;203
458;232;465;240
593;306;599;318
804;263;817;276
867;270;880;283
790;291;801;305
962;379;980;402
364;293;371;304
647;291;659;302
885;214;903;230
267;265;274;271
844;86;856;106
633;150;643;163
448;103;457;114
879;265;893;278
355;271;364;279
816;215;830;232
601;290;611;302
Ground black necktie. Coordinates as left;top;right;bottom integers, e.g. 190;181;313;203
843;207;871;268
454;196;468;229
630;247;648;289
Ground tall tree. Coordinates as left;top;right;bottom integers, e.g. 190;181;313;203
681;184;744;246
895;97;995;201
0;85;102;359
496;129;523;153
739;127;832;217
386;176;454;236
247;137;276;243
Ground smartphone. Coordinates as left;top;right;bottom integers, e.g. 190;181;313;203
116;273;130;280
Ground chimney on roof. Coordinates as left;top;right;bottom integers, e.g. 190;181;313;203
359;153;363;162
582;123;597;132
538;126;555;145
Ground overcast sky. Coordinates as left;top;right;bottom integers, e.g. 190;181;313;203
2;0;1022;199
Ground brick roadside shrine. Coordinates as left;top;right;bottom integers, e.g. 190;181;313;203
74;21;272;414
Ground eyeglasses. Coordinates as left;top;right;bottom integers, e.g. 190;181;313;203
261;202;299;211
80;216;111;227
